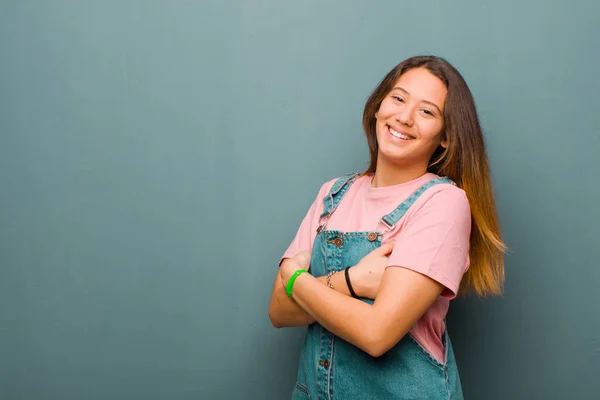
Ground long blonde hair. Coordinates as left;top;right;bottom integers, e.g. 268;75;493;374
362;56;505;296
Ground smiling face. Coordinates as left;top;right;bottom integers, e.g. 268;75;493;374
374;67;448;173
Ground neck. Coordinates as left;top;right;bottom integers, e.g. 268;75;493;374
371;157;428;188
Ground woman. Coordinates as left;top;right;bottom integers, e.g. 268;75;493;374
268;55;505;399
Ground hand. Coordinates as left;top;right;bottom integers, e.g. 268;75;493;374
349;240;395;299
280;250;311;287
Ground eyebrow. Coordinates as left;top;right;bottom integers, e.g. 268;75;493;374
392;86;443;114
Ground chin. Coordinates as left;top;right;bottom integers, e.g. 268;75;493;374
377;149;409;165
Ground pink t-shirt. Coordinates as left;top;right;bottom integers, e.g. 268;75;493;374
281;172;471;363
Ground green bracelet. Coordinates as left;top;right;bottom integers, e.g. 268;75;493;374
286;269;308;298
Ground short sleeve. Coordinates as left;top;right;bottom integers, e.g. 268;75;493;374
279;179;336;266
387;187;471;298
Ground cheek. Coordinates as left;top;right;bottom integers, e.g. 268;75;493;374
423;120;444;140
376;100;395;119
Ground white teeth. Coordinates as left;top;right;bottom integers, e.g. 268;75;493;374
389;127;414;140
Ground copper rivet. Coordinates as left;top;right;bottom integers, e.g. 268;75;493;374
323;360;330;369
334;238;343;247
368;232;378;242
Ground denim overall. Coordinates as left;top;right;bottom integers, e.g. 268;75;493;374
292;174;464;400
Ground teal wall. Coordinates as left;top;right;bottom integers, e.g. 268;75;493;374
1;1;599;399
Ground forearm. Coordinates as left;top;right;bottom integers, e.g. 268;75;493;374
288;267;443;357
268;270;351;328
290;272;383;355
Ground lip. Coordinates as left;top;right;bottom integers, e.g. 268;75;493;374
387;125;416;140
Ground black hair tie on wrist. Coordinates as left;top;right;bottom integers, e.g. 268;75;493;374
344;266;359;299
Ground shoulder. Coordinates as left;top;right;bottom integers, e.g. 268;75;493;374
317;172;363;197
429;182;469;208
410;179;471;222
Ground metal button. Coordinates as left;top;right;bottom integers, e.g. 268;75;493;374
367;232;378;242
333;238;343;247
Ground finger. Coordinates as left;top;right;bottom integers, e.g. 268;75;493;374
376;240;396;255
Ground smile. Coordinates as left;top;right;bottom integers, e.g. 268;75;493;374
388;126;415;140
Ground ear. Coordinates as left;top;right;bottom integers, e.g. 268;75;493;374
440;135;448;149
374;111;379;118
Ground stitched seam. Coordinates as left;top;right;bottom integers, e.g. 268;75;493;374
446;368;451;400
384;179;453;225
317;325;323;396
406;333;445;370
294;382;311;398
330;181;350;214
325;174;359;216
327;335;335;400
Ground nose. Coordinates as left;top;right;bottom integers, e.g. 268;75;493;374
396;106;415;127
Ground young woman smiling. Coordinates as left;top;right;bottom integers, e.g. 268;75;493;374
269;55;505;400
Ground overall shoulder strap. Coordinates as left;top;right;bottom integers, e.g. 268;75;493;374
381;177;455;229
320;172;360;218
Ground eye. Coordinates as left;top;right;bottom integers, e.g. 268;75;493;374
392;95;404;103
422;109;434;116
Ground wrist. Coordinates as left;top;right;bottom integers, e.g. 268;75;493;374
286;269;308;298
280;260;300;286
345;266;361;298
